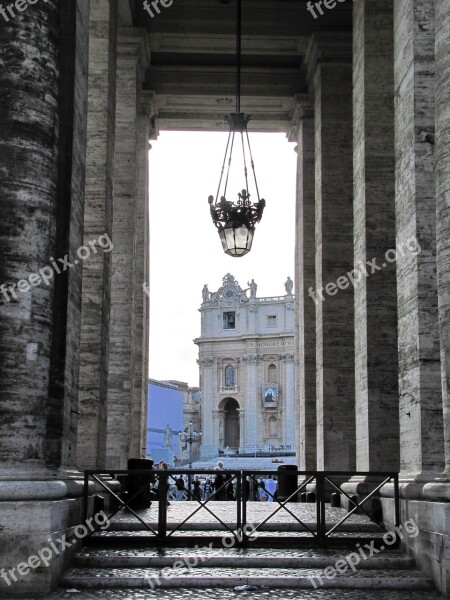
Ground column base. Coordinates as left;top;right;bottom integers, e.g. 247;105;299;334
381;496;450;596
0;480;83;594
380;471;446;500
0;467;114;594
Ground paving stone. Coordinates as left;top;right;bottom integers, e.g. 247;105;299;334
4;588;446;600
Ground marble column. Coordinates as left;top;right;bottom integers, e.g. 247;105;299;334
212;411;220;451
200;357;215;458
0;0;60;474
243;354;258;451
352;0;399;474
129;94;155;459
0;0;90;592
424;0;450;501
394;0;444;493
239;409;246;451
282;353;296;450
105;29;150;468
305;34;355;471
77;0;118;470
290;99;316;470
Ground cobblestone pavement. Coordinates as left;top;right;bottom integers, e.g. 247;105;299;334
111;502;372;528
78;547;404;558
5;588;446;600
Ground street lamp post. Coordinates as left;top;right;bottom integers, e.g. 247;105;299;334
179;421;203;469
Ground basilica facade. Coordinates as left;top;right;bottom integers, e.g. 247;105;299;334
196;274;295;459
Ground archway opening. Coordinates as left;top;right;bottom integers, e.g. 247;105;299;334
222;397;240;450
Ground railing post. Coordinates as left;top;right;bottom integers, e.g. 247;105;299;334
83;471;90;524
158;472;168;544
394;473;400;529
236;471;242;543
242;471;248;543
316;472;326;545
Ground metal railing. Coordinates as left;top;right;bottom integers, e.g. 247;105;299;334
82;469;399;548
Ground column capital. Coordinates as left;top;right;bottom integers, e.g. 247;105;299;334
280;352;295;363
287;94;314;142
140;90;159;140
198;356;215;366
117;27;151;78
304;32;352;86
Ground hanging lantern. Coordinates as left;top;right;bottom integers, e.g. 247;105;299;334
208;0;265;257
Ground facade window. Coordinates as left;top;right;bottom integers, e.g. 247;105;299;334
267;315;277;328
269;416;278;437
223;311;236;330
224;364;235;387
268;363;277;383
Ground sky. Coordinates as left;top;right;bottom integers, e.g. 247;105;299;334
148;131;297;386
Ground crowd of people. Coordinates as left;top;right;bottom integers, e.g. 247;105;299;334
155;460;279;502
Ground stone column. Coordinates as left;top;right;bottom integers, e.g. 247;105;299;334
0;0;90;592
212;410;220;451
305;34;355;471
238;409;246;451
424;0;450;501
200;357;215;458
352;0;399;474
289;100;316;470
105;29;150;468
77;0;118;470
393;0;444;493
0;0;90;475
243;354;258;451
129;94;155;460
0;0;60;474
282;353;296;450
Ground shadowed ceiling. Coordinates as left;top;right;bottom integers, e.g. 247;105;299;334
123;0;352;131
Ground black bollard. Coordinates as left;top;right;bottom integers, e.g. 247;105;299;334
330;492;341;508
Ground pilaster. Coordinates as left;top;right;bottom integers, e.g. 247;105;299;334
106;28;151;468
290;96;316;470
424;0;450;502
305;33;356;471
199;357;215;457
77;0;118;470
393;0;444;495
352;0;399;474
243;354;259;450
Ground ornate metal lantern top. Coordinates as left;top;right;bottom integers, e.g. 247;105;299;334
208;0;266;257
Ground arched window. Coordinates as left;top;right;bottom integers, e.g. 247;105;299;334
225;364;235;387
268;363;277;383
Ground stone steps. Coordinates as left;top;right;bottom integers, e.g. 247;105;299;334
74;547;415;570
62;565;434;590
105;521;381;532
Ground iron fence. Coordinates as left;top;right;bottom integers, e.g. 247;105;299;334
82;469;399;548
